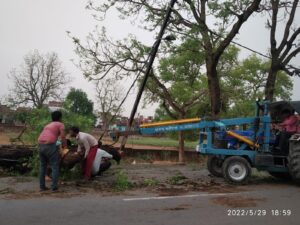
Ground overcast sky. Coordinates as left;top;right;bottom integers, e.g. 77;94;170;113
0;0;299;117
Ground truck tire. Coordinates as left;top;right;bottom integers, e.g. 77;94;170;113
207;155;223;177
288;139;300;184
222;156;251;184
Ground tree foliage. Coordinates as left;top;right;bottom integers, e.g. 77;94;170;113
153;43;293;143
8;50;69;108
225;54;293;117
19;107;95;145
72;0;263;118
64;88;94;116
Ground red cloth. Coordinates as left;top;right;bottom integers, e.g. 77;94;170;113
83;145;98;178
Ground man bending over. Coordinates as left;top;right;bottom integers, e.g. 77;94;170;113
69;126;98;179
92;148;113;177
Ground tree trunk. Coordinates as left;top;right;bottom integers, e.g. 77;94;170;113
178;130;185;163
206;61;221;119
0;145;33;170
0;145;34;160
265;63;279;102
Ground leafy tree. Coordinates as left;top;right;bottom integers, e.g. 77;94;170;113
147;39;242;161
8;50;69;108
145;38;211;162
22;108;95;145
71;0;263;119
264;0;300;101
153;48;293;158
64;88;94;117
224;54;293;117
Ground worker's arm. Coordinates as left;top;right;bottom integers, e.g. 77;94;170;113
76;144;85;157
59;124;67;148
82;138;91;159
77;143;81;153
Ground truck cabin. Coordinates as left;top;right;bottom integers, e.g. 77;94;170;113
269;101;300;155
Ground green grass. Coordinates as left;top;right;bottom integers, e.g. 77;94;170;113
127;136;198;149
143;178;160;186
168;174;187;185
114;171;132;191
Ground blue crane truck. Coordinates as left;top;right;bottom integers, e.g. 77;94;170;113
113;101;300;184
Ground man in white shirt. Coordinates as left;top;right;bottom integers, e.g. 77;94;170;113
92;149;113;176
69;126;98;179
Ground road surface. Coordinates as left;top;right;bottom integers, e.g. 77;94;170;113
0;183;299;225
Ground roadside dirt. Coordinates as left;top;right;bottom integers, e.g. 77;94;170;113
0;162;249;200
0;133;11;145
0;156;292;200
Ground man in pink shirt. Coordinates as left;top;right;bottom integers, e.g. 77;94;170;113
275;109;299;154
279;113;299;133
38;111;66;191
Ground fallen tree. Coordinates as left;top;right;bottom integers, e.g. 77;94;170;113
0;145;33;161
0;145;34;173
0;144;121;171
0;145;82;170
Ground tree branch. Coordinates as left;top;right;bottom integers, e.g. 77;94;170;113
215;0;262;61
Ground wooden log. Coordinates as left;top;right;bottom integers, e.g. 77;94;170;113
0;145;34;170
59;147;82;169
0;144;123;169
0;145;34;159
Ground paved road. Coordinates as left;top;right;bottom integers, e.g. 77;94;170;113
0;184;299;225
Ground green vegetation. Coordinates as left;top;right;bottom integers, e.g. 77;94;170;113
168;174;187;185
64;88;95;118
143;178;160;187
15;107;94;144
60;165;82;181
14;104;95;177
28;151;39;177
114;171;132;191
127;136;198;149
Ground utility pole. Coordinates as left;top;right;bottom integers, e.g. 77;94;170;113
120;0;177;150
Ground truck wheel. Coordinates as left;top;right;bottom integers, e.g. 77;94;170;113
207;155;223;177
268;172;291;180
222;156;251;184
288;139;300;184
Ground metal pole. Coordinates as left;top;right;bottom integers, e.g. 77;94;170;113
120;0;177;150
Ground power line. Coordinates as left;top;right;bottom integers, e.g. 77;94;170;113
209;30;300;73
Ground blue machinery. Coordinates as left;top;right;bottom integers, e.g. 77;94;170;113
115;101;291;183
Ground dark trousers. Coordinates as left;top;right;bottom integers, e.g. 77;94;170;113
278;131;294;155
39;143;59;190
98;161;111;175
